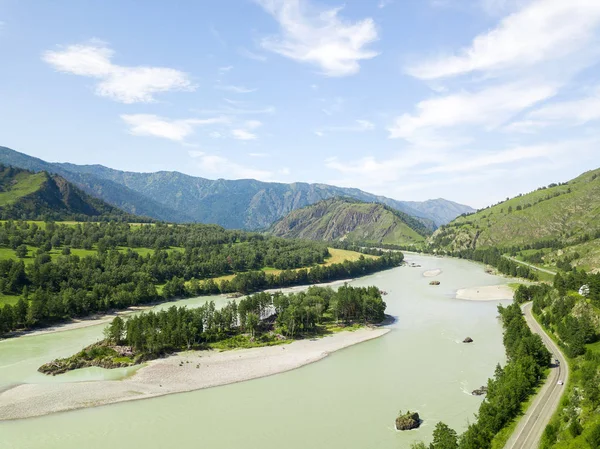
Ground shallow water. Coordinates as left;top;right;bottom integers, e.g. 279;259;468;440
0;254;510;449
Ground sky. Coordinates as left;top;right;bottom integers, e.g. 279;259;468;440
1;0;599;208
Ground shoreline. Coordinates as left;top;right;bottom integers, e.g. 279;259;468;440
0;327;389;421
455;285;514;301
5;279;356;340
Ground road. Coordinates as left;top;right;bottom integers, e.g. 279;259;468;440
504;256;557;275
503;302;568;449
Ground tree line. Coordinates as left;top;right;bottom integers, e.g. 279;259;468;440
105;285;386;356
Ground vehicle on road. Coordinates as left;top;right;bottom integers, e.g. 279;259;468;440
557;380;564;385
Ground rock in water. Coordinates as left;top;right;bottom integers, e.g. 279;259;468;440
429;280;441;285
463;337;474;343
472;386;488;396
395;410;421;431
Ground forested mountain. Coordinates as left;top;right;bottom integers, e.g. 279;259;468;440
0;165;141;221
0;146;474;229
430;168;600;270
0;147;191;222
269;198;429;245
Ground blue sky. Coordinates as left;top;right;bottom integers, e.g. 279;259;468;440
1;0;599;208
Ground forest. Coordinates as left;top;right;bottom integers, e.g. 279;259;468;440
412;301;551;449
438;247;539;280
0;220;403;335
529;277;600;448
39;285;387;374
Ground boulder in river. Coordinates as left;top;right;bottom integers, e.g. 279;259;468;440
395;410;421;431
429;280;440;286
463;337;474;343
472;386;488;396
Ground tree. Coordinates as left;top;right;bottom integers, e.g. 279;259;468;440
62;246;71;256
430;422;458;449
246;312;259;337
587;423;600;448
104;316;125;344
15;244;28;259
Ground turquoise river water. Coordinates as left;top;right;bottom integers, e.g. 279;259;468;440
0;253;511;449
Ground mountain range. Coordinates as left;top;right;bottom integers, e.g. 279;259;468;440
0;146;474;230
269;198;429;245
0;164;137;221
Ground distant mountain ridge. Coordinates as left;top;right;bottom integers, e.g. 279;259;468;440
0;146;475;229
0;164;140;221
268;198;429;245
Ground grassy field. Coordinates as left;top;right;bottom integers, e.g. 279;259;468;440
0;246;373;308
194;248;376;287
0;172;46;206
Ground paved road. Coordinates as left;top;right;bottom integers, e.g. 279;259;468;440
504;256;557;276
503;303;568;449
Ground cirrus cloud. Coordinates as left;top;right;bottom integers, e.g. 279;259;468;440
257;0;379;76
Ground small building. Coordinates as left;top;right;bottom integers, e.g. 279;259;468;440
579;285;590;297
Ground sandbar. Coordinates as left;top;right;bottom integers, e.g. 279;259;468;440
0;327;389;420
455;285;514;301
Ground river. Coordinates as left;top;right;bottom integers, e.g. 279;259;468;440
0;253;510;449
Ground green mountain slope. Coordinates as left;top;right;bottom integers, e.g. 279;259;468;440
0;165;142;221
431;168;600;269
269;198;429;245
0;147;474;229
0;147;191;222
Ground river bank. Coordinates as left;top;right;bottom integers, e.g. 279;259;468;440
456;285;514;301
6;279;358;340
0;327;389;420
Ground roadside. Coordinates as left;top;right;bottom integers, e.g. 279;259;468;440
503;302;569;449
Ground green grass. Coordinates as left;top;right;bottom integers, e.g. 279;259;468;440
435;168;600;258
208;334;291;350
0;172;46;206
0;292;21;307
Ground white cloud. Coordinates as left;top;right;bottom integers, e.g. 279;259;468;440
325;137;598;203
318;119;375;135
249;152;269;157
209;131;223;139
388;81;558;143
194;105;276;115
257;0;379;76
378;0;392;8
238;47;268;61
189;152;273;180
121;114;228;141
43;42;195;103
218;65;233;73
232;129;258;140
408;0;600;79
506;85;600;132
245;120;263;129
529;87;600;123
216;84;257;93
420;145;551;174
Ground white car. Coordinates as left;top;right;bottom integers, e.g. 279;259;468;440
557;380;564;385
